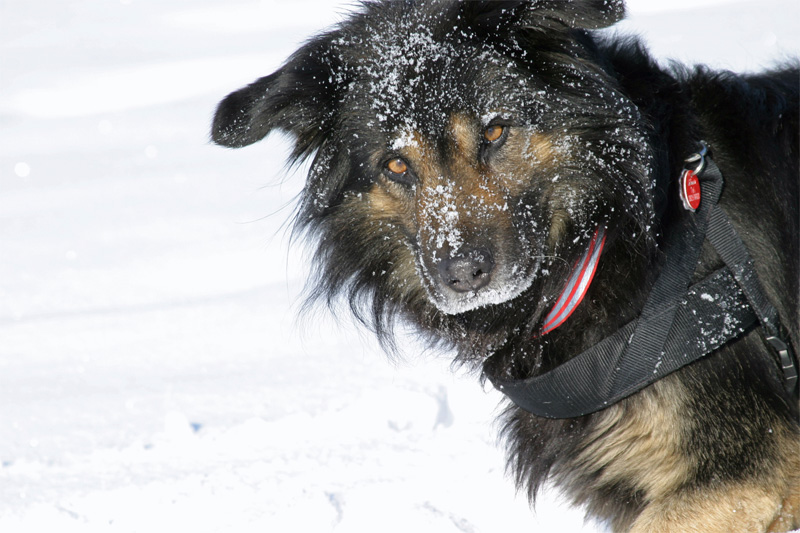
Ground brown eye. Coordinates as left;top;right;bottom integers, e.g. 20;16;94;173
484;125;504;142
386;158;408;174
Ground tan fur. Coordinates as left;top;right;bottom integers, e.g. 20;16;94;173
547;209;572;249
571;374;800;533
521;131;558;169
576;375;691;502
366;178;409;220
768;492;800;532
492;129;559;196
491;127;567;246
767;439;800;532
630;451;800;533
343;185;422;303
448;113;480;156
630;485;785;533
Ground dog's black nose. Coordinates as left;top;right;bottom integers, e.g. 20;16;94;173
438;248;494;293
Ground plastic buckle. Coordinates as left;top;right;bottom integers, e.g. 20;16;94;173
766;335;799;396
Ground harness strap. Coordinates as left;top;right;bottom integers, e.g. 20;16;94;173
489;268;759;418
705;204;799;393
486;148;799;419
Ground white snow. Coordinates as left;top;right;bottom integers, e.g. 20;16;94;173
1;1;797;532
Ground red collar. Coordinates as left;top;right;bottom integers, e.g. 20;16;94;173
541;225;606;335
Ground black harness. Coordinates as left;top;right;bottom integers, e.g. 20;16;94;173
486;144;799;419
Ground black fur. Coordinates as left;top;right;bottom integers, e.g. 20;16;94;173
213;1;799;530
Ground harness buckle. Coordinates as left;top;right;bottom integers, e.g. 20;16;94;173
766;335;799;397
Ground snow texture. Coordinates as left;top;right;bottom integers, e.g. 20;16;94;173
1;1;797;531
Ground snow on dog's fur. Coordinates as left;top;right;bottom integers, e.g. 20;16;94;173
213;1;800;531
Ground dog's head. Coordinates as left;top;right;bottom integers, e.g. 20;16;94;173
213;0;653;341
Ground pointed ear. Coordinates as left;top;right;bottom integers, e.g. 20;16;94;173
212;35;340;161
461;0;624;32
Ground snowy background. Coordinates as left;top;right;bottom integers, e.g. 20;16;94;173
1;1;797;531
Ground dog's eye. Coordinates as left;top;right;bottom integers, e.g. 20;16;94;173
484;125;505;143
386;158;408;175
480;124;509;164
383;157;416;186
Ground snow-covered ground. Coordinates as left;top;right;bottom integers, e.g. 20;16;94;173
1;1;797;531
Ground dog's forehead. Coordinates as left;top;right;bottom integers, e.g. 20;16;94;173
330;10;516;136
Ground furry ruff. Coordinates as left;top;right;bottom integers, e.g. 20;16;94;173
212;1;800;531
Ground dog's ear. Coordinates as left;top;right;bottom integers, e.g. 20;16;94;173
534;0;626;30
212;35;340;161
463;0;625;32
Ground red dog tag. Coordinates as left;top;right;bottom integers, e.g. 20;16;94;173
680;168;701;211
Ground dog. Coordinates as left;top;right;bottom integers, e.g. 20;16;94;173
211;1;800;531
